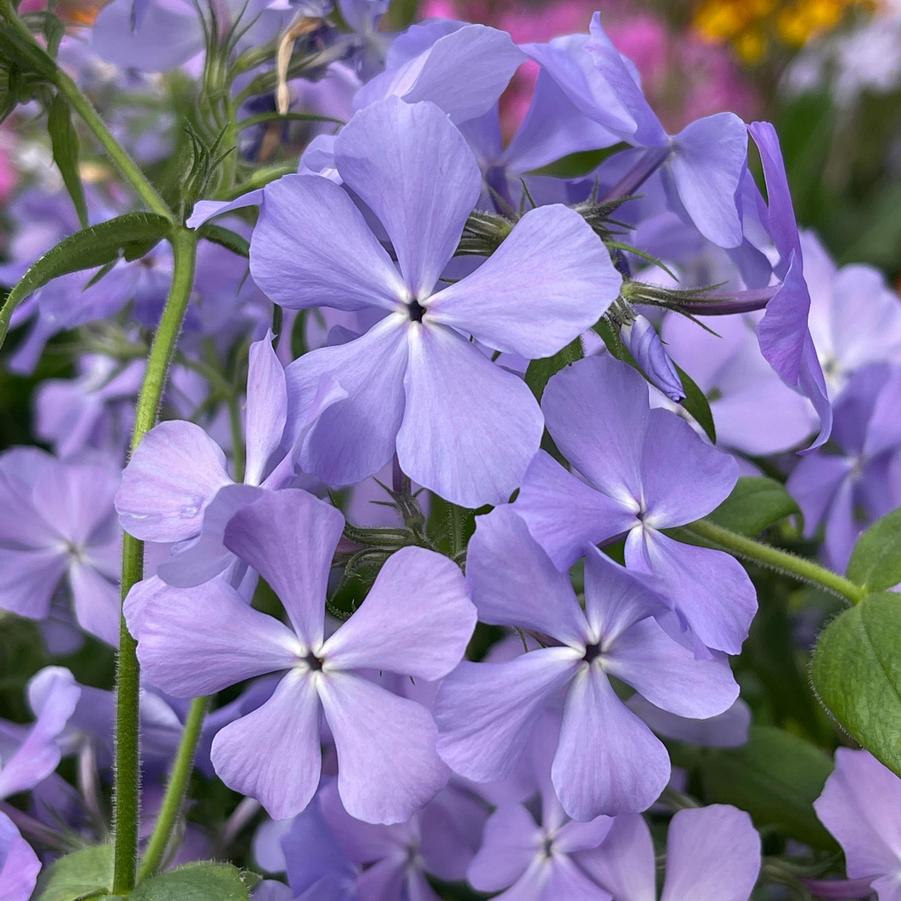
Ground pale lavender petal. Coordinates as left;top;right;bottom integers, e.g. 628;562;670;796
627;530;756;655
542;355;649;506
0;548;67;621
244;334;287;486
553;666;669;818
427;205;619;358
466;506;590;647
554;816;613;854
814;749;901;881
629;697;751;748
249;174;405;312
576;814;656;901
514;452;637;570
397;324;543;507
287;316;409;486
186;190;264;229
669;113;747;249
320;546;475;680
0;667;79;800
354;858;406;899
661;805;761;901
419;787;488;880
606;617;738;717
335;97;481;298
116;420;231;542
354;26;525;127
224;489;344;649
787;454;852;536
68;563;120;646
318;671;449;824
0;812;41;901
435;650;580;784
640;409;739;528
467;804;540;892
212;670;322;820
126;578;301;697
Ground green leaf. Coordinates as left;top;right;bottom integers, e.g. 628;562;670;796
674;362;716;443
426;493;482;558
699;727;836;849
0;212;171;348
35;844;112;901
811;591;901;776
706;477;800;537
197;224;249;258
47;93;88;227
0;22;58;80
527;143;627;179
846;508;901;592
130;862;259;900
524;337;583;402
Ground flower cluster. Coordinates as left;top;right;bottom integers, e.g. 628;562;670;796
1;0;901;899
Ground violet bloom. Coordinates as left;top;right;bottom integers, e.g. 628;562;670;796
514;354;756;655
126;489;477;823
747;121;832;447
435;507;737;819
814;749;901;901
116;333;344;586
0;812;40;901
581;805;761;901
467;775;614;900
250;97;620;506
787;364;901;571
318;780;488;900
526;13;748;249
0;449;121;645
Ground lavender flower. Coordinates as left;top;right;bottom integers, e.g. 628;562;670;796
514;354;757;655
125;489;476;822
435;507;737;819
0;812;41;901
250;96;620;506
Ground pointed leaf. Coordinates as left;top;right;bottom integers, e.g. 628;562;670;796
48;93;88;227
675;362;716;443
707;477;800;536
35;844;112;901
524;336;583;402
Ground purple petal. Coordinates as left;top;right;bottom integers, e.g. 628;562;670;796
249;174;405;313
126;578;301;697
336;98;481;299
427;205;619;358
757;253;810;389
397;324;543;507
287;316;409;486
466;507;590;647
640;409;739;528
186;190;264;230
418;787;488;880
661;805;761;901
212;670;322;819
629;696;752;749
116;420;231;543
244;334;288;486
786;454;852;537
434;650;579;784
514;452;636;571
627;530;757;655
542;355;649;507
814;748;901;882
0;812;41;901
318;671;449;824
69;563;120;646
553;667;669;818
0;547;67;621
224;489;344;649
353;26;525;126
669;113;747;249
576;814;655;901
0;667;79;799
321;547;474;679
467;804;540;892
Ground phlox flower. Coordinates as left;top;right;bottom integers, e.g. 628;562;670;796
125;489;477;823
116;333;344;586
514;354;756;655
249;96;620;506
435;507;738;820
0;449;121;644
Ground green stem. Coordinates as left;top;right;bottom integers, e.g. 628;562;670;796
111;228;197;895
136;696;210;882
684;519;866;606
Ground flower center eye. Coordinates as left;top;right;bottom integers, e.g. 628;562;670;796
583;642;601;664
407;299;426;322
304;652;324;671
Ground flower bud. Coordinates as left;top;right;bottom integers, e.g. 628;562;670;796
621;314;685;402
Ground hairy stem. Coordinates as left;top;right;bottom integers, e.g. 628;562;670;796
112;228;197;895
137;696;211;882
685;518;866;606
